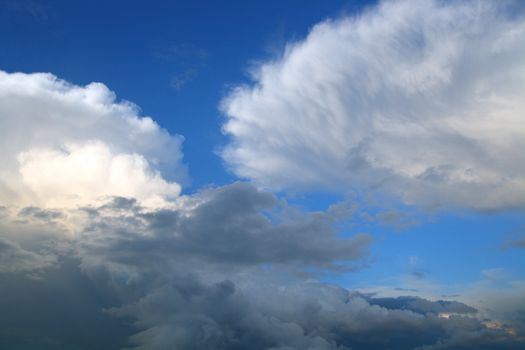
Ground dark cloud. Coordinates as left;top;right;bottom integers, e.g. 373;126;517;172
368;296;477;315
0;183;523;349
0;260;133;350
18;206;64;221
78;183;371;273
101;197;139;211
0;237;56;274
105;280;523;350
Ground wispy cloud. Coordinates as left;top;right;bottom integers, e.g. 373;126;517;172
153;43;208;90
2;0;48;20
221;0;525;211
503;238;525;250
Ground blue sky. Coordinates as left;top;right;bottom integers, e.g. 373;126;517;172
1;1;525;349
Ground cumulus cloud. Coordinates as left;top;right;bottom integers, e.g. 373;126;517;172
112;279;512;350
0;70;185;208
75;183;371;275
1;183;523;349
221;0;525;210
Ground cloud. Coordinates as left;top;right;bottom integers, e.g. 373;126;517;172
461;271;525;335
352;266;525;348
1;1;524;346
0;183;372;349
2;0;48;21
170;68;200;90
0;259;134;349
112;279;520;350
76;183;371;274
503;238;525;249
1;183;523;349
0;237;56;274
368;295;477;315
153;43;208;90
221;0;525;210
0;70;186;208
18;206;64;221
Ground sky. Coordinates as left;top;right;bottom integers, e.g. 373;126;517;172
0;0;524;349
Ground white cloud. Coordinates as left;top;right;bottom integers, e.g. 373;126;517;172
17;141;180;208
221;0;525;210
0;70;185;208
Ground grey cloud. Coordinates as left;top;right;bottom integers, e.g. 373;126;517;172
0;260;133;350
1;183;523;349
368;296;477;315
18;206;64;221
416;328;525;350
102;196;139;210
369;208;420;230
111;280;521;350
412;270;427;279
69;184;525;349
324;196;421;232
78;183;371;273
396;287;419;293
503;238;525;249
441;294;461;299
0;237;56;274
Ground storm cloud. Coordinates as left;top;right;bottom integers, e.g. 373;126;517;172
1;183;523;349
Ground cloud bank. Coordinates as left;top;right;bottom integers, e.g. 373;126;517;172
0;70;185;208
0;184;523;349
221;0;525;210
